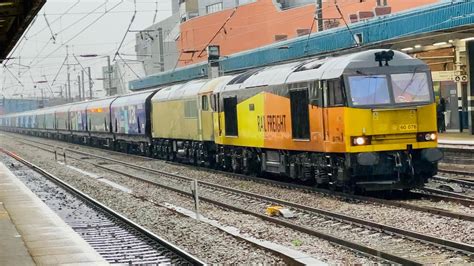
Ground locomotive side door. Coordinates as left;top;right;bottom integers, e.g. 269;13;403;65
199;93;214;141
308;81;325;147
322;79;346;150
215;93;222;137
289;85;310;140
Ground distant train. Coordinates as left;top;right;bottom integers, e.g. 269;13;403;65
0;49;443;192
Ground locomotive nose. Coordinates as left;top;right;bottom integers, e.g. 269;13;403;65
371;108;418;136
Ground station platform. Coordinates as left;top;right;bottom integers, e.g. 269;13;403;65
0;162;108;265
438;132;474;147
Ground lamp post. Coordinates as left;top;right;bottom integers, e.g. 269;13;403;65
79;54;113;96
35;80;48;108
87;67;92;99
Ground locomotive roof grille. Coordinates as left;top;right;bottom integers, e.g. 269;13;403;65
294;63;322;72
228;68;261;85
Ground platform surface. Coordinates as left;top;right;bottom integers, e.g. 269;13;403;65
0;162;108;265
438;132;474;146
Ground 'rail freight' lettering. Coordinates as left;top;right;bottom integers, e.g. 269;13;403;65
257;115;286;132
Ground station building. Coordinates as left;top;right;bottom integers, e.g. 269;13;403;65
132;0;474;135
136;0;440;75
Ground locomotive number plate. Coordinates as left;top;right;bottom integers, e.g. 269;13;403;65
399;124;417;131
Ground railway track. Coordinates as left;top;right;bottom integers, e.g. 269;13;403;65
432;175;474;188
422;175;474;203
419;187;474;203
438;168;474;179
439;147;474;166
0;148;204;265
422;177;474;201
7;132;474;222
5;134;474;264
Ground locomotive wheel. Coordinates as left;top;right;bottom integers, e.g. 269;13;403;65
342;184;355;195
402;188;411;195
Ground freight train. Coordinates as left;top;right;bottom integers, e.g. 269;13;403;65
0;50;443;192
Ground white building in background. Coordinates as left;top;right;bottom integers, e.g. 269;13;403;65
102;61;145;96
135;13;180;76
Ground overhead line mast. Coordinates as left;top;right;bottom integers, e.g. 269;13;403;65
66;45;71;102
317;0;323;32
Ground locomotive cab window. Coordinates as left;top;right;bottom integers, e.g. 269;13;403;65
348;75;390;106
391;72;431;103
309;81;322;106
290;88;310;140
211;94;217;111
202;95;209;111
327;79;345;106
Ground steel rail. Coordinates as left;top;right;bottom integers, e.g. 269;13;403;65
10;137;473;258
0;148;206;266
438;168;474;178
419;188;474;203
178;163;474;221
92;160;474;255
88;160;422;265
2;137;422;264
2;141;328;265
8;133;474;223
433;174;474;186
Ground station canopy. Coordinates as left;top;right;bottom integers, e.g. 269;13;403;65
0;0;46;63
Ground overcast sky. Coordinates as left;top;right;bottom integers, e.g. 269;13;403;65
1;0;172;99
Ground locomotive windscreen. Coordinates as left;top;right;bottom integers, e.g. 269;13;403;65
348;72;432;107
348;75;390;106
391;72;431;103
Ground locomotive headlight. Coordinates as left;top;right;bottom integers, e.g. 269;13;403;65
424;133;432;141
417;132;437;142
352;136;371;146
355;137;366;145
